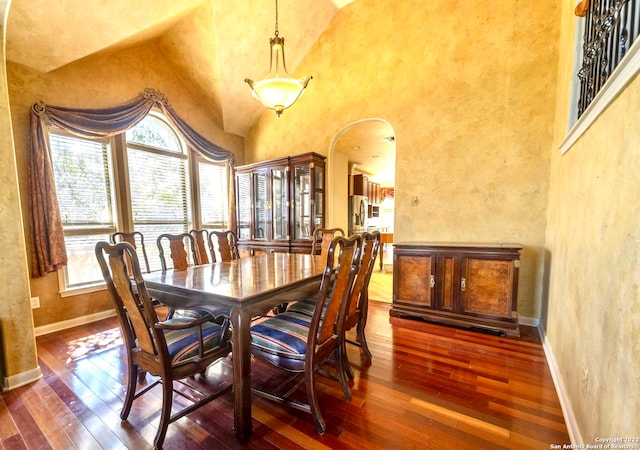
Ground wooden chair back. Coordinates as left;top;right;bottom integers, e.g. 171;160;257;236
208;230;239;262
110;231;150;273
345;231;381;330
157;233;198;271
190;229;211;264
314;235;361;356
311;227;345;262
96;241;163;362
343;231;381;365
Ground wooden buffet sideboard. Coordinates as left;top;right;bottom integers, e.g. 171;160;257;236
390;242;522;337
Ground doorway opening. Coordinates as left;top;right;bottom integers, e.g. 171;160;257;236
327;118;396;275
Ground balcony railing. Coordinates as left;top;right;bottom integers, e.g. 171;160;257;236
577;0;640;117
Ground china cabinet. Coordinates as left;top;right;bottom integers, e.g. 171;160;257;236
391;242;522;337
235;152;326;254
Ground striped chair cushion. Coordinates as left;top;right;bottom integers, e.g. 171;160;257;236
285;277;335;317
250;311;316;357
285;297;317;316
162;318;226;365
172;308;215;321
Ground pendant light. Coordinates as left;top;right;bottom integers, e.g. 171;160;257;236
244;0;312;117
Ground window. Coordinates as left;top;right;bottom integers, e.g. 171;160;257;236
48;111;230;292
126;114;192;272
197;158;229;229
49;131;117;289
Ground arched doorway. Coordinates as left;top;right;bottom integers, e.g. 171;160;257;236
327;118;396;237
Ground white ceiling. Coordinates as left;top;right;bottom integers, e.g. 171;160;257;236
5;0;394;185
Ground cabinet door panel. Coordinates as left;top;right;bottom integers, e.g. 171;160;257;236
271;167;288;240
396;254;433;306
236;173;251;240
292;165;311;240
461;258;514;316
253;171;268;240
441;256;456;310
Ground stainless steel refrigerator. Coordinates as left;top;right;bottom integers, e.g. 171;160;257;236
348;194;368;234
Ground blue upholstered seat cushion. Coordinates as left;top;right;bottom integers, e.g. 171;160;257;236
250;311;315;357
285;297;317;316
172;308;214;321
162;318;226;365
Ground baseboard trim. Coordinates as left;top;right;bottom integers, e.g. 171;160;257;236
34;309;117;337
3;366;42;391
539;326;582;445
518;315;539;327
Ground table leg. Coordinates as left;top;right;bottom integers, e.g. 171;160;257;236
231;308;252;443
379;243;384;271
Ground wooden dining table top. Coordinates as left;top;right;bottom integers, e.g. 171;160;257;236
143;252;325;310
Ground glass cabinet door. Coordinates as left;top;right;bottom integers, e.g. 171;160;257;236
271;167;288;240
236;173;251;240
292;164;311;240
253;171;267;240
314;164;324;231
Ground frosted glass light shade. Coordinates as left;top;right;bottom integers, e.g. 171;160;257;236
246;76;312;117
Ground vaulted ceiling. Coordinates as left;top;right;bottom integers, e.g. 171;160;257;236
5;0;396;185
6;0;354;137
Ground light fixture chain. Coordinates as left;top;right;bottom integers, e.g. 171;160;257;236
274;0;279;37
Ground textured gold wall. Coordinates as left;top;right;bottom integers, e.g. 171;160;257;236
547;1;640;441
0;0;39;384
7;42;244;328
245;0;560;319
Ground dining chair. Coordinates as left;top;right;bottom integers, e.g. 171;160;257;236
285;231;380;380
249;234;362;434
189;229;211;265
157;233;220;321
157;232;199;271
95;241;232;449
208;230;239;262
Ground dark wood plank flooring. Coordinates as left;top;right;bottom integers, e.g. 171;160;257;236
1;300;570;449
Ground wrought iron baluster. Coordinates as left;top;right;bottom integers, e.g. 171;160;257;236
577;0;637;117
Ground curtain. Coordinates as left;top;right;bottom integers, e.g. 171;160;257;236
29;88;236;277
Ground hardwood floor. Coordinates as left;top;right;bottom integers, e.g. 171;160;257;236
1;295;570;449
368;243;394;303
368;268;394;303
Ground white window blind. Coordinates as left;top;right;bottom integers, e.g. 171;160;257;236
126;114;192;272
198;161;229;228
49;132;116;288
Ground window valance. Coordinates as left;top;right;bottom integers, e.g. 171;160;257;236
29;88;236;277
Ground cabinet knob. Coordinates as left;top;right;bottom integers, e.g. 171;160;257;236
430;274;435;288
461;277;466;291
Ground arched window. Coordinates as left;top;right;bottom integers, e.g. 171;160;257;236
125;113;192;271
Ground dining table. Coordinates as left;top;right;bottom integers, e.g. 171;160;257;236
143;252;325;443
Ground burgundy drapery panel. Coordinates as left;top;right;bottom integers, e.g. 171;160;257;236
29;88;236;277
